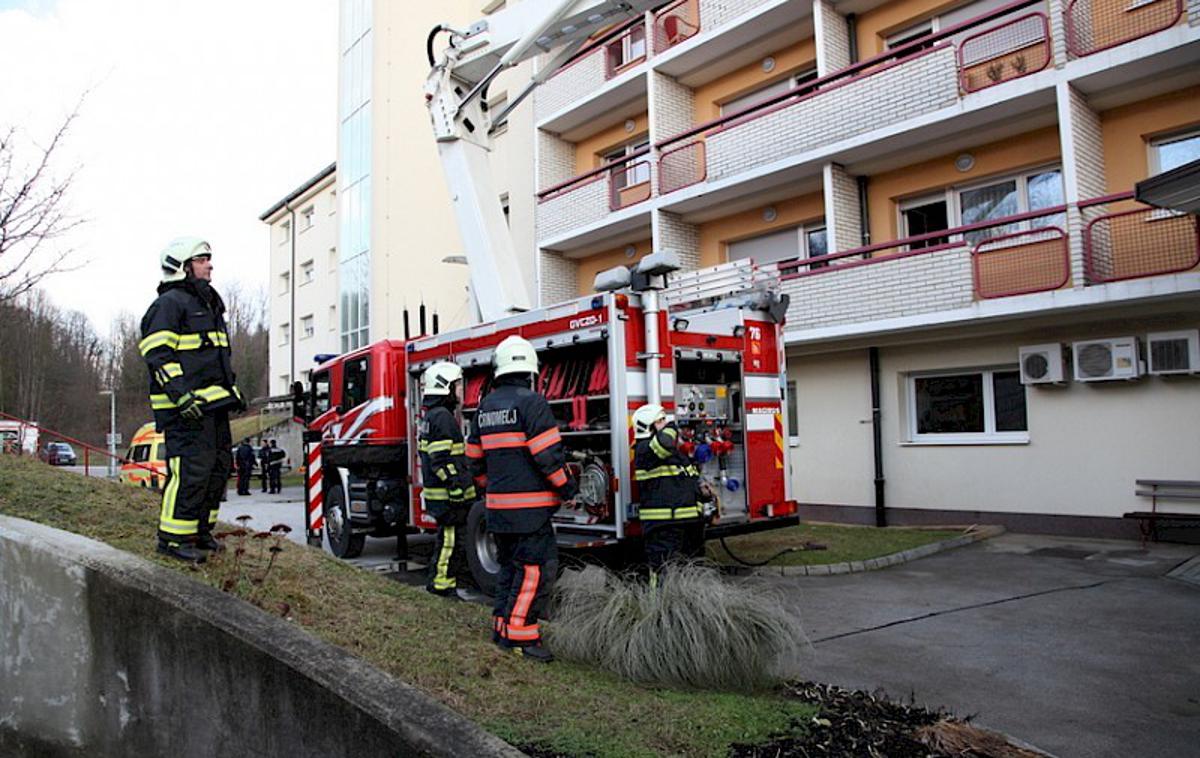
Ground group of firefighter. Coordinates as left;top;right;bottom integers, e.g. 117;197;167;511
139;237;712;665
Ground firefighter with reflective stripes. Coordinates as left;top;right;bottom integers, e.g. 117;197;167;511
140;237;244;562
467;335;577;663
633;404;707;579
418;362;475;599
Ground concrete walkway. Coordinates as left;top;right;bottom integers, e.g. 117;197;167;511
772;534;1200;758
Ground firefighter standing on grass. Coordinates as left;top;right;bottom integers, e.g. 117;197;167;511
467;335;577;663
418;362;475;599
633;403;707;581
140;237;245;563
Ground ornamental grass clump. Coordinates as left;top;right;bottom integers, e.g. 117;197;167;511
547;563;805;691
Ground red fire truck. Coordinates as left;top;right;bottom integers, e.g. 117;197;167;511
294;261;797;592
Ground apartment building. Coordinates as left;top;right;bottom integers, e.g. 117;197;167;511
261;163;340;397
532;0;1200;536
336;0;537;352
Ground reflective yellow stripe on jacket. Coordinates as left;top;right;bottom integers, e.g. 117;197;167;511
150;384;233;410
640;505;702;521
139;330;230;356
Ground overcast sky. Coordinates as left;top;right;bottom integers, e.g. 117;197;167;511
0;0;337;333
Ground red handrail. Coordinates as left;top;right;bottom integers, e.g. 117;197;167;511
0;409;158;476
956;12;1052;93
1065;0;1183;58
537;145;651;201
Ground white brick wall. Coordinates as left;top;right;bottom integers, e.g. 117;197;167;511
782;248;974;330
1062;84;1106;285
539;250;579;305
814;0;851;76
1047;0;1069;66
655;211;702;270
535;47;608;122
651;71;695;142
705;46;960;183
537;130;575;190
824;163;862;254
698;0;776;33
537;178;610;241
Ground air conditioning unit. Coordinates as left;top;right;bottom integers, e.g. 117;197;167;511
1018;343;1066;385
1072;337;1142;382
1146;329;1200;376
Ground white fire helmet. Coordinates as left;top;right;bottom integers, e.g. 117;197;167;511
160;237;212;282
632;403;667;439
492;335;539;378
421;361;463;396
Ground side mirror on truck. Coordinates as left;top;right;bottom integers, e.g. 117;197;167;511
291;381;309;423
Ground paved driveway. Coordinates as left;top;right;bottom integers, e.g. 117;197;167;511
768;534;1200;758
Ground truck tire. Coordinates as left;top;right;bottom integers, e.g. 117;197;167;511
465;500;500;597
324;481;365;559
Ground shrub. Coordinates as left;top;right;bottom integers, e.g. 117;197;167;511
547;563;805;691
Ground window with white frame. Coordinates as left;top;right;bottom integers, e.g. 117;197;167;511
329;246;338;272
900;194;951;249
608;25;647;71
301;205;315;231
720;68;818;117
328;189;337;215
279;271;290;296
300;314;314;339
885;18;936;51
727;220;827;266
1150;128;1200;175
301;259;315;285
604;139;650;189
329;304;337;331
907;367;1028;443
278;219;291;245
280;323;291;346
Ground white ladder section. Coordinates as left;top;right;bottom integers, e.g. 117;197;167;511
663;259;781;311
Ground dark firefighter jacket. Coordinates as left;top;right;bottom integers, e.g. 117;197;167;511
235;443;256;470
139;277;242;427
418;397;475;520
634;424;702;521
467;375;578;533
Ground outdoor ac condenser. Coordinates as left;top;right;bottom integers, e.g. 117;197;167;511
1018;343;1067;385
1146;329;1200;376
1072;337;1143;382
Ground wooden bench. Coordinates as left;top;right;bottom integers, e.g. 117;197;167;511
1125;480;1200;544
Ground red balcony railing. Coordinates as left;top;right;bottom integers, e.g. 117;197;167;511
609;159;653;210
653;0;701;54
957;13;1051;93
658;140;706;195
1082;193;1200;283
1065;0;1183;57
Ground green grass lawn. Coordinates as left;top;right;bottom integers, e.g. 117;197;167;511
707;522;967;567
0;455;815;758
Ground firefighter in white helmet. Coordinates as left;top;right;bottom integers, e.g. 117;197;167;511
418;361;475;599
466;335;577;662
633;403;707;581
140;237;245;563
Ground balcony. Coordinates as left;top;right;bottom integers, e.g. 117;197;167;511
537;149;653;245
1065;0;1184;57
536;21;648;123
772;193;1196;336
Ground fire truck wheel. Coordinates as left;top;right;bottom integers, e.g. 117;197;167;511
324;482;365;559
465;500;500;597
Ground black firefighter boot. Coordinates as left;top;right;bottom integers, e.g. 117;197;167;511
196;532;225;553
157;538;208;564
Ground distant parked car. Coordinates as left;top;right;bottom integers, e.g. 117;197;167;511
42;441;77;466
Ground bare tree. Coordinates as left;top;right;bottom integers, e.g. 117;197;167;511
0;107;85;302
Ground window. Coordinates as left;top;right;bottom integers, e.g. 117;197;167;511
608;25;647;71
328;189;337;214
901;194;951;249
727;220;828;266
1151;129;1200;175
329;304;337;330
280;323;290;345
786;380;799;445
329;247;338;272
278;219;291;245
342;356;370;410
312;370;331;414
130;444;151;463
957;167;1063;244
301;315;314;339
907;368;1027;443
279;271;291;295
301;260;315;285
604;140;651;189
301;205;315;231
886;19;936;51
720;69;818;117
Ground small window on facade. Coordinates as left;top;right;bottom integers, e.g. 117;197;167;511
328;189;337;215
901;195;951;249
278;220;291;245
301;260;315;285
342;356;370;409
301;315;314;339
279;271;291;295
329;246;338;272
329;304;337;330
301;205;315;230
1151;129;1200;175
280;323;290;345
886;19;936;51
908;367;1027;443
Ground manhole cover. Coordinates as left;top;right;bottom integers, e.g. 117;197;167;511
1031;547;1094;560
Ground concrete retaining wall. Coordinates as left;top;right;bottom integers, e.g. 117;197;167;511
0;516;523;758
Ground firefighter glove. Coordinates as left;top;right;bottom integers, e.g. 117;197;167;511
178;393;204;421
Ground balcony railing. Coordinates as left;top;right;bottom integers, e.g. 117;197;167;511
609;158;654;211
1065;0;1183;57
1082;192;1200;283
536;18;647;121
536;148;651;239
957;13;1052;93
653;0;701;54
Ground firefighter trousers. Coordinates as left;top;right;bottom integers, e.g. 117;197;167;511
158;410;231;545
427;505;470;593
493;522;557;646
643;518;704;574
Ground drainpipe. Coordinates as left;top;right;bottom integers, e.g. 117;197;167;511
857;175;871;246
288;204;297;388
846;14;859;64
643;289;662;405
869;346;886;527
